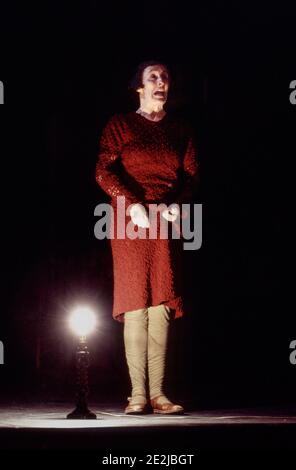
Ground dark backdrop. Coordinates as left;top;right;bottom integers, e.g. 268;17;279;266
0;1;295;408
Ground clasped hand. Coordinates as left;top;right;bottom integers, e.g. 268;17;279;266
129;203;180;228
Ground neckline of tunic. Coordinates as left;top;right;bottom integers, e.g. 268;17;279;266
134;111;168;124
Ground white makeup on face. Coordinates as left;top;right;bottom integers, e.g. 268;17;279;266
137;65;170;118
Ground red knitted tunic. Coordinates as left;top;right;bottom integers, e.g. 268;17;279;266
96;111;198;321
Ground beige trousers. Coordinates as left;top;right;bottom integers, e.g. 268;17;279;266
124;304;171;401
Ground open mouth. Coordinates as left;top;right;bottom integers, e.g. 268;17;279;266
154;91;166;98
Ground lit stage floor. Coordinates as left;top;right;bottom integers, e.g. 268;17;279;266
0;403;295;452
1;403;296;428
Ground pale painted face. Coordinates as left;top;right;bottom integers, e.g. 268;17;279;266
137;64;170;108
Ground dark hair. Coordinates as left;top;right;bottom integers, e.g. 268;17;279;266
129;60;171;92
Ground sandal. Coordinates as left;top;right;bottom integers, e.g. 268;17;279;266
150;395;184;414
125;396;148;415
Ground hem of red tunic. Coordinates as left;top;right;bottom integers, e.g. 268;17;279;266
113;296;185;323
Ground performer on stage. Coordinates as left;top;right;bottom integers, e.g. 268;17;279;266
96;60;199;414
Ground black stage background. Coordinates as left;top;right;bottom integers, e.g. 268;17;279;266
0;1;295;413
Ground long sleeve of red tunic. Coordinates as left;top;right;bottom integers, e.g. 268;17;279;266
95;111;199;320
95;114;141;207
174;135;199;205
